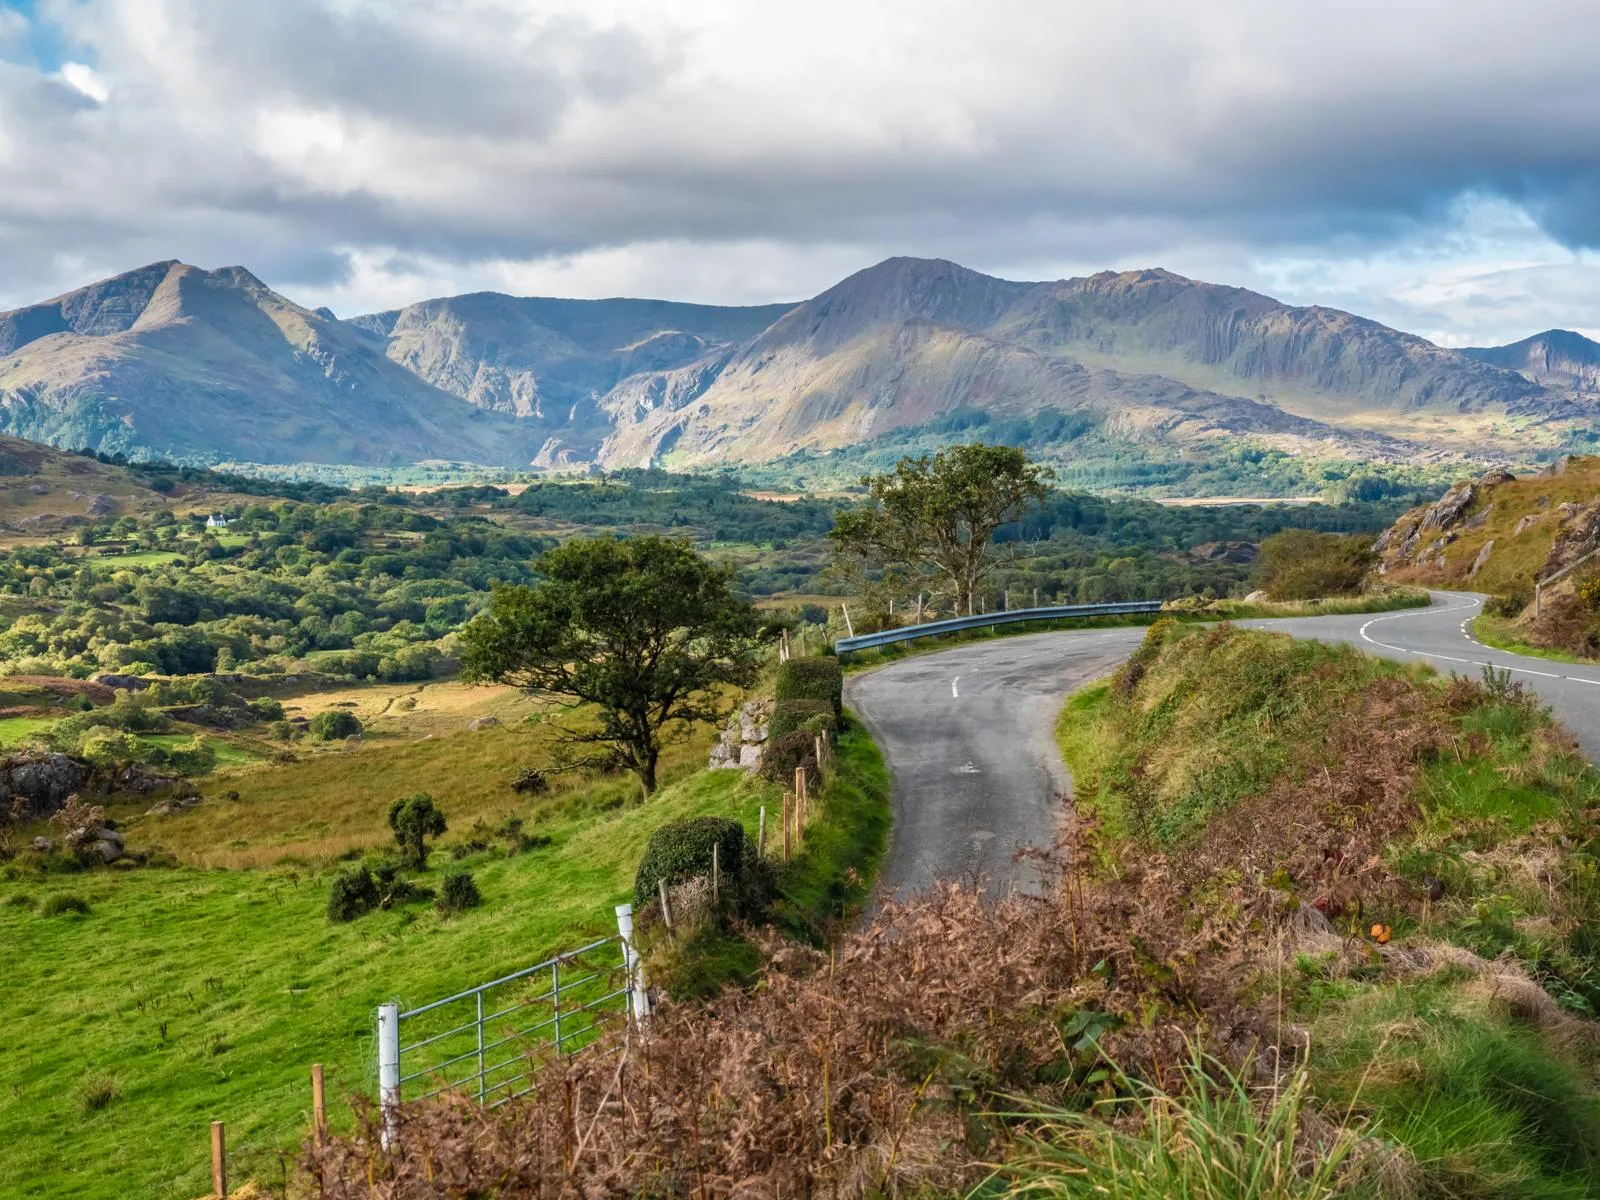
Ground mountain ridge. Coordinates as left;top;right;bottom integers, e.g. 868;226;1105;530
0;255;1591;474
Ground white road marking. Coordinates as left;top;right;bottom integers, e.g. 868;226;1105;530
1356;591;1600;686
951;675;960;698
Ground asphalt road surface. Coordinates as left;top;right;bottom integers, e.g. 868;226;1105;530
847;591;1600;899
845;626;1148;901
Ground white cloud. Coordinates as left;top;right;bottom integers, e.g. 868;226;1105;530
54;61;108;103
0;0;1598;342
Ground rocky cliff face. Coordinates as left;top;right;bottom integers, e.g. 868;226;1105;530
1372;457;1600;594
1463;330;1600;397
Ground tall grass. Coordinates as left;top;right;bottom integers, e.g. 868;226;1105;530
996;1055;1366;1200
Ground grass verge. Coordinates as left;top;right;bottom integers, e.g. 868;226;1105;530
1054;621;1600;1197
1473;611;1600;666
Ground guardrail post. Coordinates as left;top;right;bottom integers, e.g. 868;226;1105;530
615;902;651;1025
377;1002;400;1149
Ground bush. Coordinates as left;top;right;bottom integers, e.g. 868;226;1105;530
1486;592;1530;618
248;696;285;722
326;864;380;922
774;657;843;716
770;699;835;740
760;729;821;790
634;816;746;908
267;720;298;741
437;870;482;915
41;893;90;916
1252;530;1375;601
309;709;363;741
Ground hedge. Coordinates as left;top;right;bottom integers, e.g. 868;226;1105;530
775;656;843;716
760;729;821;789
770;698;835;740
634;817;747;908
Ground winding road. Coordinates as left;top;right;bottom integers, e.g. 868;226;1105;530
846;592;1600;900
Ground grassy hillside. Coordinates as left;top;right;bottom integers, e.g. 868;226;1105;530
0;708;888;1199
1057;621;1600;1195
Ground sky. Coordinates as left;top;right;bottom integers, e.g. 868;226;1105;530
1;0;1598;345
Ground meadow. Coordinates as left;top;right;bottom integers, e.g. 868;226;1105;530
0;709;886;1198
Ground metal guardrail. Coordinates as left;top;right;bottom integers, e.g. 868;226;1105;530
376;904;648;1141
833;600;1164;655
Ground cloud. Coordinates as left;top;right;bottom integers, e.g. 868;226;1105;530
1;0;1599;341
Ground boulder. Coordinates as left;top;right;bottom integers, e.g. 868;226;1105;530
738;744;762;770
31;836;53;852
88;827;125;863
465;716;501;731
0;753;91;821
93;673;150;692
1244;590;1269;602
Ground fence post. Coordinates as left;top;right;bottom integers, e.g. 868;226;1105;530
814;735;825;780
552;961;562;1056
757;805;767;857
475;990;485;1104
210;1120;226;1198
657;877;675;933
377;1002;400;1149
712;841;721;907
841;603;855;636
782;791;792;862
794;766;808;831
311;1063;326;1147
615;903;651;1025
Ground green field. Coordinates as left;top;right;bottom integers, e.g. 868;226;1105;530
0;723;886;1198
0;716;58;745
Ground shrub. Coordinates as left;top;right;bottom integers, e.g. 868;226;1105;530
162;736;216;776
41;893;90;916
760;729;821;790
388;793;447;868
770;699;834;740
1487;590;1531;618
267;720;298;741
634;816;745;908
774;657;843;716
1252;530;1375;600
437;870;482;915
309;709;363;741
372;860;433;908
326;864;380;922
248;696;285;722
512;766;548;794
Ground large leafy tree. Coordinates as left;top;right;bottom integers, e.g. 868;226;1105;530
460;536;759;794
830;442;1053;615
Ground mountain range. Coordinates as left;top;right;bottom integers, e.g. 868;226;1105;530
0;256;1595;474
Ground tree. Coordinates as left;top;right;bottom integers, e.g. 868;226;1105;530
830;442;1053;615
388;792;447;869
309;709;362;741
460;536;759;793
1252;530;1375;600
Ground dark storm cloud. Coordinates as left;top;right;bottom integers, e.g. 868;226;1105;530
0;0;1598;333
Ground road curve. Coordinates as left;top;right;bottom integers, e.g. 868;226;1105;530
849;592;1600;899
844;626;1147;901
1236;590;1600;762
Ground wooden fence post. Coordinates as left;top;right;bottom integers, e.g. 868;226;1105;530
794;767;808;832
712;841;721;907
211;1120;227;1198
757;805;767;857
814;735;825;779
657;877;675;934
782;792;792;862
311;1063;326;1146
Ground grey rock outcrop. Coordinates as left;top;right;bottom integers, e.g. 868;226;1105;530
710;698;774;770
1;753;91;821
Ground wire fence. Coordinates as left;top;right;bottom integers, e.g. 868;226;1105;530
376;904;647;1137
